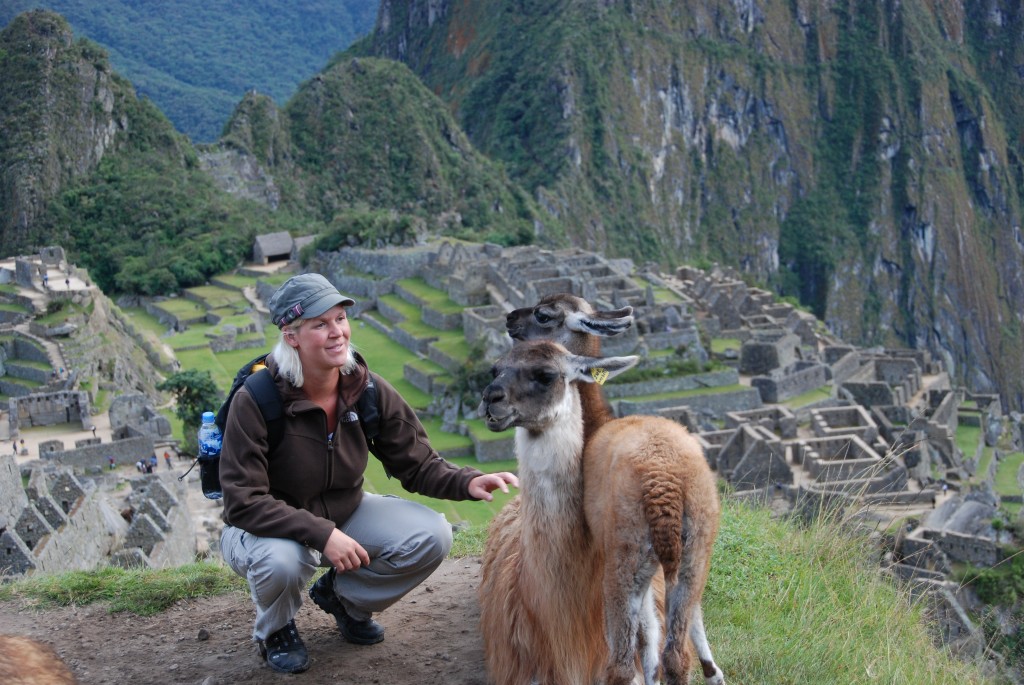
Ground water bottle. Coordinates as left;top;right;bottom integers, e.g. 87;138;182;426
197;411;223;500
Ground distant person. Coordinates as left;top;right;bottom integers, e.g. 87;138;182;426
164;451;172;470
91;426;97;438
64;277;70;289
218;273;518;674
149;455;158;472
108;456;115;470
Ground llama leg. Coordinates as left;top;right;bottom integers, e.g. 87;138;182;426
603;552;658;685
689;604;725;685
661;574;693;685
636;584;661;685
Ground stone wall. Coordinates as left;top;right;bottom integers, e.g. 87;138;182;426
751;362;828;403
616;387;763;418
9;390;91;429
603;369;739;400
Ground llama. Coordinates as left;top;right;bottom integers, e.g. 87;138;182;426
479;340;725;685
504;293;723;682
0;634;78;684
504;293;633;445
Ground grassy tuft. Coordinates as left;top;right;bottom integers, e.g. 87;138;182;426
708;502;990;684
0;562;246;616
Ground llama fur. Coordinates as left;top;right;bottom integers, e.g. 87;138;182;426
479;339;724;685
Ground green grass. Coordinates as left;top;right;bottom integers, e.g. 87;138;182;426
397;277;465;314
465;418;515;444
122;306;168;337
430;334;471;360
705;502;990;684
214;273;258;288
360;455;516;526
783;385;834;408
186;285;242;309
0;563;246;615
956;424;982;458
419;416;474;453
0;302;29;313
619;383;747;403
151;298;208;319
352;320;430;408
650;285;684;303
711;338;742;354
995;452;1024;497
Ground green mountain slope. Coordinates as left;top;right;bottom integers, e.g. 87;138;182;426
0;0;379;142
0;10;555;293
352;0;1024;411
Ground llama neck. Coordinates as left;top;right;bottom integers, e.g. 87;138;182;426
570;334;614;445
579;382;614;445
514;389;586;533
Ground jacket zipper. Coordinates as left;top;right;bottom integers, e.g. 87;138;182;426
321;410;333;519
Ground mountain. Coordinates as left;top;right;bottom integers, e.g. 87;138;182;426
350;0;1024;411
0;10;553;294
0;0;379;142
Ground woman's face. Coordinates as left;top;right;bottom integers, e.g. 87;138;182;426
287;304;352;375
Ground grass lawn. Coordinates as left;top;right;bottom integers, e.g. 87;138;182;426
122;306;168;337
783;385;833;408
397;277;464;314
619;383;747;403
214;273;258;290
186;285;240;309
352;319;431;408
361;456;515;526
995;452;1024;497
152;298;207;319
956;424;982;458
711;338;742;354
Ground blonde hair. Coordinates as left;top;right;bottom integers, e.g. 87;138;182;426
270;319;358;388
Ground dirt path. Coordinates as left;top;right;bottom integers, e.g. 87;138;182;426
0;557;488;685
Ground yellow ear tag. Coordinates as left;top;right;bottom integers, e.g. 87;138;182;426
590;367;609;385
251;363;267;373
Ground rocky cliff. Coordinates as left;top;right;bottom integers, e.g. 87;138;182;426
0;11;133;253
354;0;1024;410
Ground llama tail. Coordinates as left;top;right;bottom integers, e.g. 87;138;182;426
641;467;684;580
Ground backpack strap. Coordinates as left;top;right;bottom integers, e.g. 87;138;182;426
244;368;284;452
356;376;381;457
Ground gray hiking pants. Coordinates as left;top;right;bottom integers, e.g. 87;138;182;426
220;492;453;640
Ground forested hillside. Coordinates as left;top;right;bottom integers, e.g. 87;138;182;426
352;0;1024;411
0;0;379;141
0;11;553;295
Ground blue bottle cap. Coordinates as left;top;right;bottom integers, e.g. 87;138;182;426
202;411;215;423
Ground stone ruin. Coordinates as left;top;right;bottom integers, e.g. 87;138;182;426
0;453;194;577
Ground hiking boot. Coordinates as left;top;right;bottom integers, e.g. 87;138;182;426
309;569;385;645
257;619;309;674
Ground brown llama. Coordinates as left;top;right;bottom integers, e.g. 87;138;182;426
479;340;724;685
504;293;724;682
0;634;79;685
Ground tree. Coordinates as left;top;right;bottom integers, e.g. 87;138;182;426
158;369;222;456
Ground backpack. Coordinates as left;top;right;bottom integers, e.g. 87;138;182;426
216;352;381;455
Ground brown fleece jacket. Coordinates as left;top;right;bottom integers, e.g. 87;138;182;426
219;354;482;552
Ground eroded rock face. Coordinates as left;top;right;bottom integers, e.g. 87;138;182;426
0;11;132;251
359;0;1024;410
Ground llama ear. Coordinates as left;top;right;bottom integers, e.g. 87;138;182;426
568;354;639;385
565;306;634;337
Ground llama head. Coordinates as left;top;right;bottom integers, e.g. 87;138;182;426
505;293;634;355
479;340;638;433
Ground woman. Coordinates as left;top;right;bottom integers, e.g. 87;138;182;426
219;273;518;674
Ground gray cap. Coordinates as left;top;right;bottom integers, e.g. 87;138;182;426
268;273;355;328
